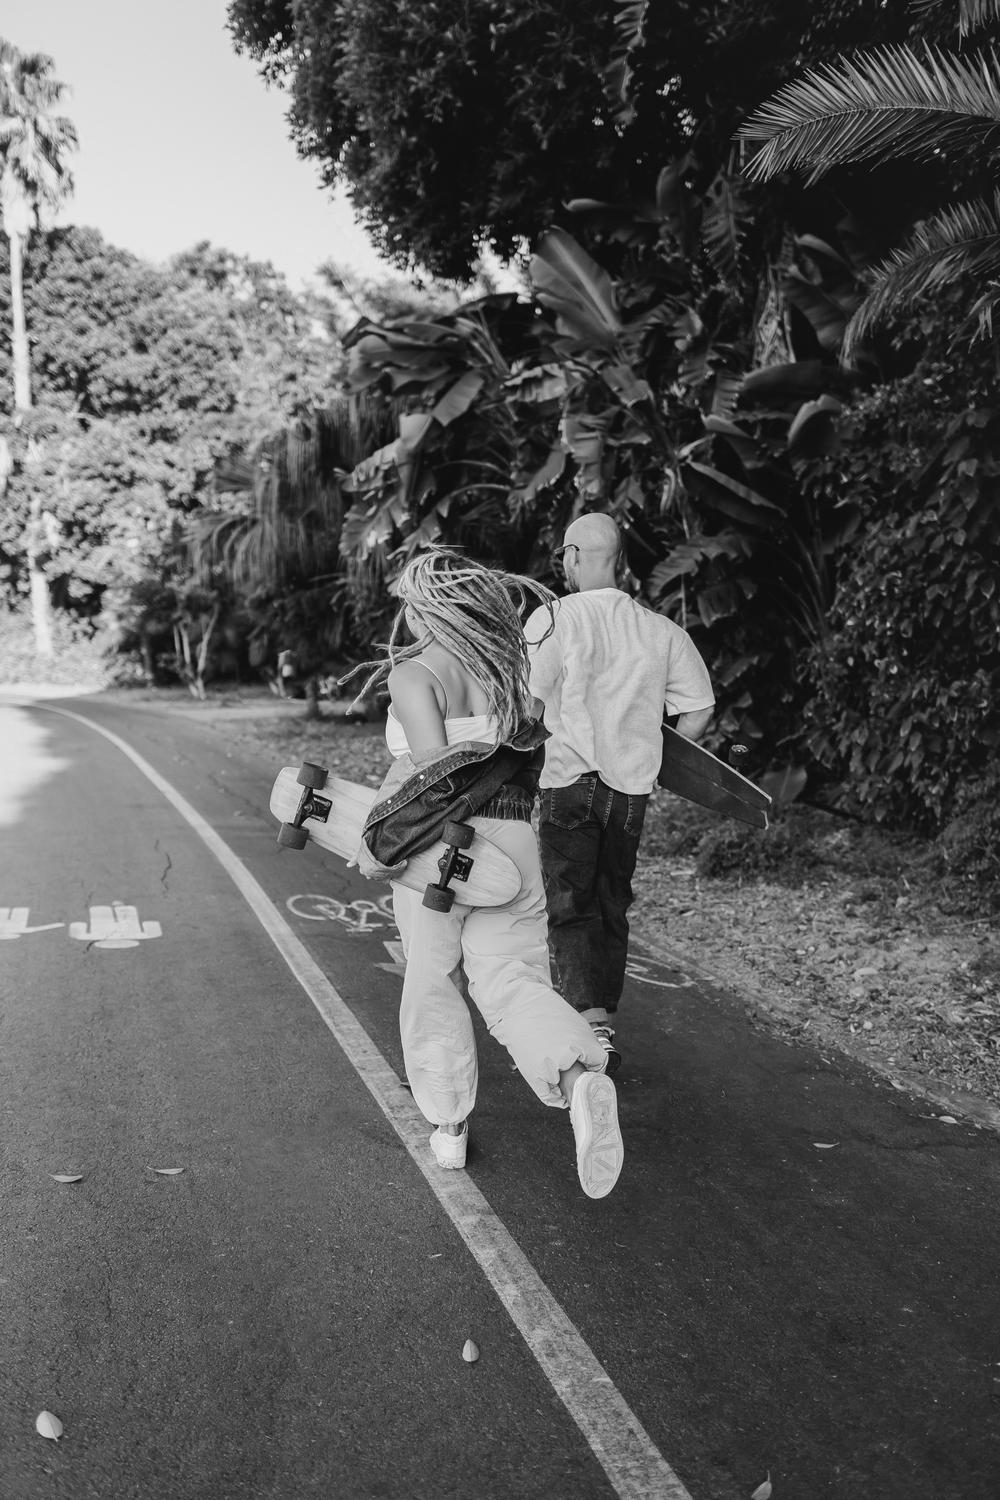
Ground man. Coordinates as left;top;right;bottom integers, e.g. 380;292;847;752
524;512;715;1074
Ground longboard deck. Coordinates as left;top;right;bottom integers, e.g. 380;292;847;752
658;725;771;829
269;766;522;908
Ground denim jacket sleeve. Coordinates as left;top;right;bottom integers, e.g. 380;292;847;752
355;717;548;878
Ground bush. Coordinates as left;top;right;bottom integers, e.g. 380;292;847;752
801;300;1000;835
0;606;115;688
935;769;1000;910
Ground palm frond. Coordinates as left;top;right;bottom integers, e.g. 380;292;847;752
960;0;1000;34
910;0;1000;38
739;43;1000;183
603;0;648;127
843;190;1000;356
965;280;1000;337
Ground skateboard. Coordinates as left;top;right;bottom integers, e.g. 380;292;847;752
658;725;772;829
270;763;523;911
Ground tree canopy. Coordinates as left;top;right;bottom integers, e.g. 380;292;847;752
227;0;913;278
0;226;340;620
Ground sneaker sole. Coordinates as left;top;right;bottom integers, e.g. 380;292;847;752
573;1075;624;1199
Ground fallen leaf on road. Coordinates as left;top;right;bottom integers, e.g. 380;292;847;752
151;1167;185;1175
35;1411;63;1441
750;1474;772;1500
938;1116;958;1125
462;1340;479;1363
50;1174;83;1184
812;1142;839;1149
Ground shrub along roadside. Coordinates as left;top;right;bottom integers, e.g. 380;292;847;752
797;297;1000;887
0;606;116;688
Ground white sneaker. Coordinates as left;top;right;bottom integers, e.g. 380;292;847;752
429;1124;468;1170
570;1073;623;1199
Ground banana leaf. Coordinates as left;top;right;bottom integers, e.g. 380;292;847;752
782;267;861;352
431;372;486;427
601;364;653;405
739;360;830;404
787;394;843;458
684;461;783;512
530;227;623;349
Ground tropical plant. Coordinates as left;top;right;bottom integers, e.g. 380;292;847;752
0;38;76;654
338;295;553;576
190;394;396;712
799;290;1000;840
326;194;866;750
737;2;1000;351
519;209;870;750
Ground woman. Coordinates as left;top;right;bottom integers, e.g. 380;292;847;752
350;549;624;1199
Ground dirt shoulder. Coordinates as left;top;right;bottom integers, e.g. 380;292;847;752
83;686;1000;1132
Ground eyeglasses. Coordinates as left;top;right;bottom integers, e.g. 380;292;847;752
552;543;579;564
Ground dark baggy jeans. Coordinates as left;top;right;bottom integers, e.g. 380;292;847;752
538;773;648;1015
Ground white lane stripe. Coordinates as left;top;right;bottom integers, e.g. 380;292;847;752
39;704;693;1500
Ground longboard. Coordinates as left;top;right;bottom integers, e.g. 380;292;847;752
270;763;522;911
658;725;772;829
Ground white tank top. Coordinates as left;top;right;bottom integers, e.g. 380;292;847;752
384;660;499;759
385;708;499;759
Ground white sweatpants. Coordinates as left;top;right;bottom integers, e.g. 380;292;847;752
392;816;608;1127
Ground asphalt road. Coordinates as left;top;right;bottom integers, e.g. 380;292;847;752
1;693;999;1500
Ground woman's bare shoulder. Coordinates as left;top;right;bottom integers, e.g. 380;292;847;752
388;657;437;693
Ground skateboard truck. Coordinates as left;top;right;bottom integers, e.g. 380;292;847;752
277;762;332;849
422;820;476;912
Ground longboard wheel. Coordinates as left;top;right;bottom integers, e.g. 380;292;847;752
422;884;455;912
441;820;474;850
296;762;327;789
277;822;309;850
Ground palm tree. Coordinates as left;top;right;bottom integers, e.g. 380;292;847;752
736;2;1000;356
191;395;395;715
0;38;77;654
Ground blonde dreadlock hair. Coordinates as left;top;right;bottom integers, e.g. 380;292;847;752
347;549;556;743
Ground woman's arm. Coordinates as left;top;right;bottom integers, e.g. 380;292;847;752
387;661;448;756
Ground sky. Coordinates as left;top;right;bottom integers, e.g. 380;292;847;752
1;0;390;289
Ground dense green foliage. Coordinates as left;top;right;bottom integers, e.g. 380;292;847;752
740;2;1000;348
227;0;912;278
802;297;1000;843
0;227;339;685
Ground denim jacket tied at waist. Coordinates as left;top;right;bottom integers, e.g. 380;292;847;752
356;716;548;881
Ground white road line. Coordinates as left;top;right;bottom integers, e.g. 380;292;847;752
37;704;693;1500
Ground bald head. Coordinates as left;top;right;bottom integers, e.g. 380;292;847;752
560;513;622;592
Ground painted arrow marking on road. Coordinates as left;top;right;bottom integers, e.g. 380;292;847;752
68;902;162;950
0;907;65;940
374;938;406;977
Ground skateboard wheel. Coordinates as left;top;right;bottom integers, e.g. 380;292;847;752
277;822;309;850
422;884;455;912
442;820;474;850
296;762;327;789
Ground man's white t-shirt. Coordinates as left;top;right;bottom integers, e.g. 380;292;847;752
524;589;715;794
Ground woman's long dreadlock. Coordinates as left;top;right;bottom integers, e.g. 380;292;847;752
344;549;556;742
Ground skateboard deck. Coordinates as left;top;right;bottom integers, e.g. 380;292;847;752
658;725;772;829
270;763;522;910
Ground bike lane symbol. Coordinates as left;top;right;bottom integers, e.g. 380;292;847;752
286;893;395;932
68;903;163;950
0;907;64;940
